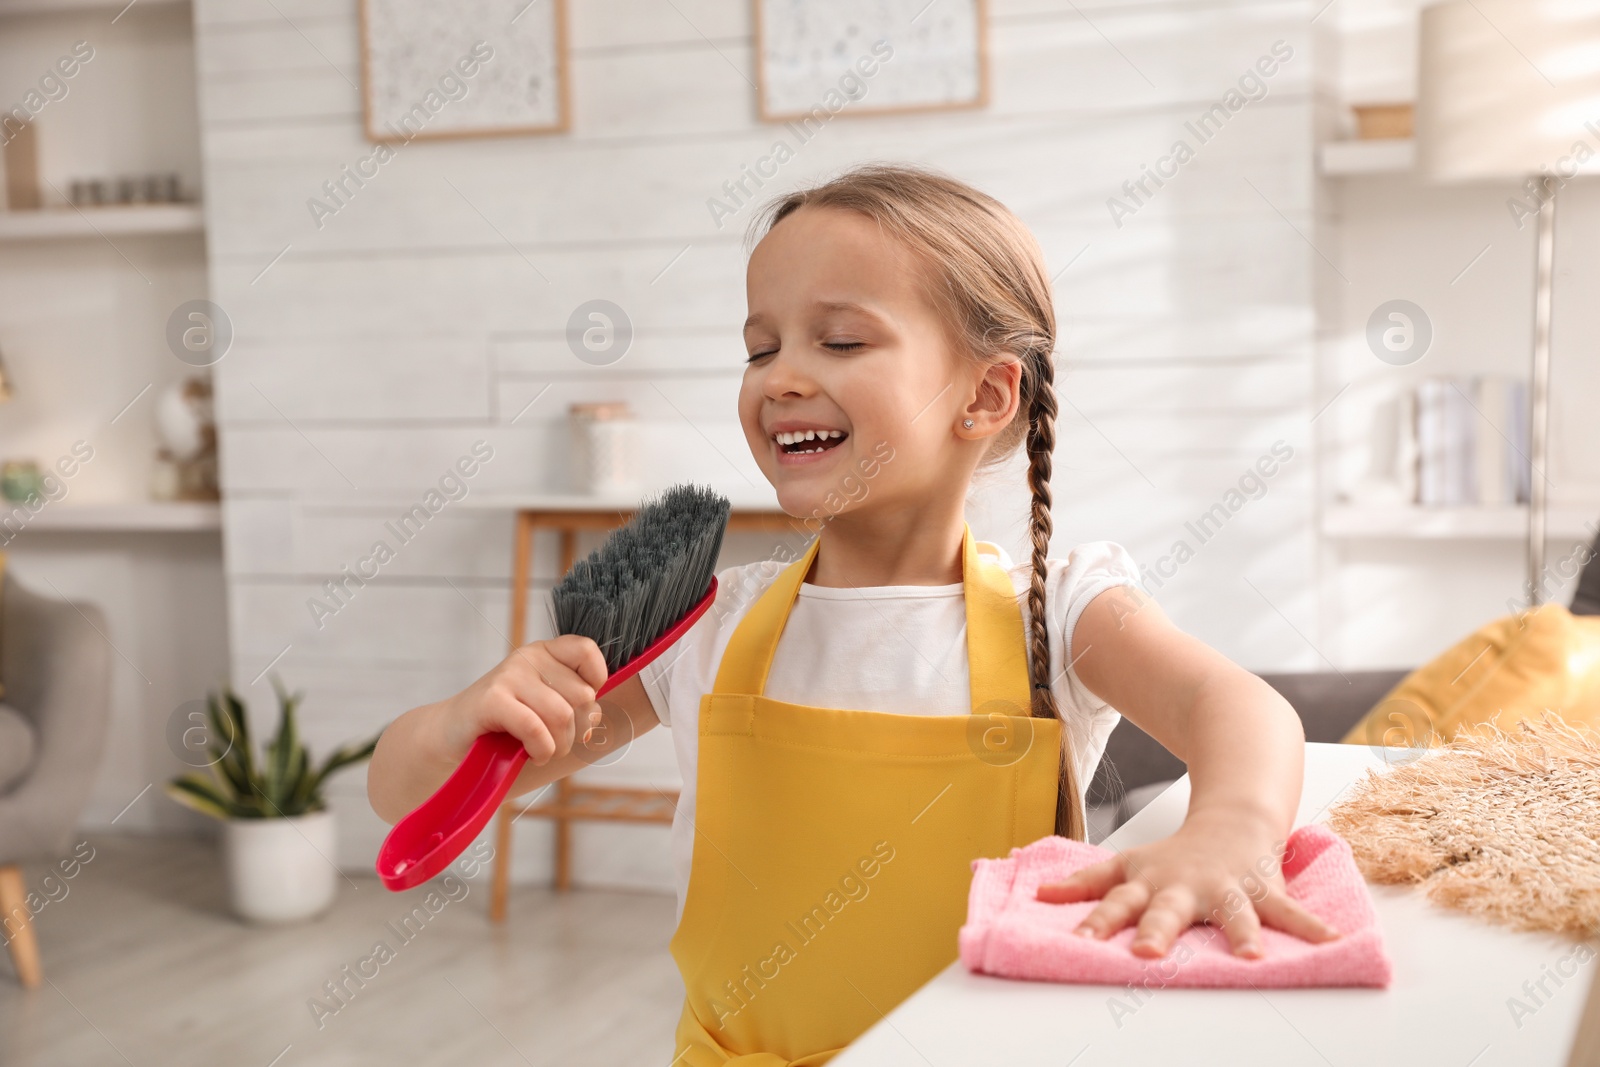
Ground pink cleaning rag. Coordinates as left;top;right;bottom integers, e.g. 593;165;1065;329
959;824;1391;988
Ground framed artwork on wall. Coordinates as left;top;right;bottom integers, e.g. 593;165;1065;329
358;0;570;143
753;0;989;122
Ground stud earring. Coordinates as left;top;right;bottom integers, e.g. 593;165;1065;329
963;418;974;429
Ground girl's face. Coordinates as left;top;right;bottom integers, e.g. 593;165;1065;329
740;205;994;522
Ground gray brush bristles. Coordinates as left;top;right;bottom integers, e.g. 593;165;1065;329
551;484;731;672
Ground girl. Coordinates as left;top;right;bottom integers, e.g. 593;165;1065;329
369;163;1339;1065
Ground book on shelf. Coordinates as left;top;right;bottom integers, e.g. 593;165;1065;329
1404;375;1529;507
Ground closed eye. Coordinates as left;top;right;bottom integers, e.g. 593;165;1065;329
824;342;863;351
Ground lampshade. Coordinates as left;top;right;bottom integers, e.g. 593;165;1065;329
1418;0;1600;180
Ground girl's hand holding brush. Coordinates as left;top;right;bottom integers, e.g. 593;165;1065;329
368;638;651;828
434;635;610;769
369;484;730;890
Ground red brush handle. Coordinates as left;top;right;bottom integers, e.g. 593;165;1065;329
375;578;717;892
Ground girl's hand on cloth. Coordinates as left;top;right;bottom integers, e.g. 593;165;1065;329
1035;811;1341;959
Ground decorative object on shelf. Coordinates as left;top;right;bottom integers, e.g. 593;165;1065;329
149;455;181;502
1351;102;1413;140
2;118;41;211
164;681;382;924
1419;0;1600;604
1412;376;1529;507
567;401;637;496
153;376;218;501
67;179;104;206
358;0;570;142
1349;377;1529;508
66;172;185;207
0;460;43;503
755;0;987;121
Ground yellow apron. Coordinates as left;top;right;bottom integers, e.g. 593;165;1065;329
669;524;1062;1066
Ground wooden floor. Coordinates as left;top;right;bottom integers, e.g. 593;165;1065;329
0;834;684;1066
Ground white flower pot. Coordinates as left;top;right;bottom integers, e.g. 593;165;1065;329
222;810;339;924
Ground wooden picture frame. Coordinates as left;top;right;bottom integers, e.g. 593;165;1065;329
752;0;989;123
358;0;571;144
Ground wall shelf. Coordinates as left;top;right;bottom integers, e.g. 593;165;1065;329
1319;139;1415;176
0;0;186;17
4;501;221;532
0;204;204;242
1324;504;1597;541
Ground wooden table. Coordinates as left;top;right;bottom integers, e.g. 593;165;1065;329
481;495;795;923
834;742;1597;1067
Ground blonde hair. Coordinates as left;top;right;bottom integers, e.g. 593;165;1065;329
746;162;1085;840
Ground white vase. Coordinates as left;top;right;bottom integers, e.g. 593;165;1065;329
222;810;339;924
568;402;638;496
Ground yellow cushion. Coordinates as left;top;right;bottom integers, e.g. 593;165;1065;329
1342;603;1600;748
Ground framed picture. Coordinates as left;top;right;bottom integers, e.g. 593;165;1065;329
358;0;570;143
753;0;989;122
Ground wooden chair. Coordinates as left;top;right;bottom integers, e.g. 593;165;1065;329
486;505;792;922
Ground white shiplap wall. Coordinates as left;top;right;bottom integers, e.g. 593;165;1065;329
192;0;1326;884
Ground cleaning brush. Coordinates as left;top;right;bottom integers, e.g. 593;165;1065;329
376;484;731;891
555;483;730;671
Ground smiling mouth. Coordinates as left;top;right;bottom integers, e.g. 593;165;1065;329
774;429;848;456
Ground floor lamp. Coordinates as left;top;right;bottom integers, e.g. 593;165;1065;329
1417;0;1600;605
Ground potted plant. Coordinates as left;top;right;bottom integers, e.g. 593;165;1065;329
165;680;382;924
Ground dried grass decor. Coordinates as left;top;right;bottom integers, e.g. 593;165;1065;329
1328;713;1600;936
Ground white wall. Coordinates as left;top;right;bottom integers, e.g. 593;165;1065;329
187;0;1330;885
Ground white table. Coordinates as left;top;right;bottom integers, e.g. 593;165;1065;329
835;743;1594;1067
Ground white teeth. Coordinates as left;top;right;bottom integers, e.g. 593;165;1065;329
774;429;844;446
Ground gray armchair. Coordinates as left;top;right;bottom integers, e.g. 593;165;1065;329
0;572;112;989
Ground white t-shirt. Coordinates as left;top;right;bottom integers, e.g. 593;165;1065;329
638;538;1143;920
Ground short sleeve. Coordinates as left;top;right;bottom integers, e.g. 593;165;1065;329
1018;541;1144;795
636;560;781;728
1056;541;1144;711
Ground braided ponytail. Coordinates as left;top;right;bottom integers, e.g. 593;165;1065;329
1020;346;1085;840
748;163;1087;840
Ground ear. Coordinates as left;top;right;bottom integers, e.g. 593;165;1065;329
958;359;1022;439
